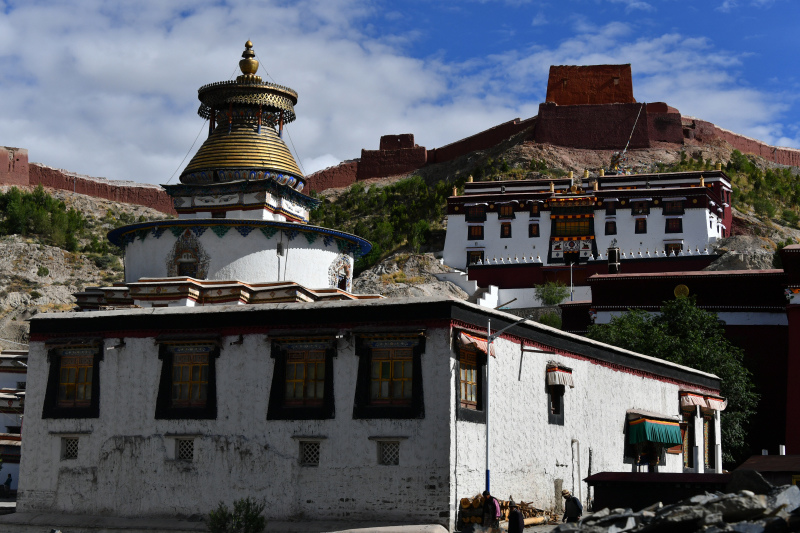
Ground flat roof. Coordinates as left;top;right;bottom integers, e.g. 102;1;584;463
29;296;720;390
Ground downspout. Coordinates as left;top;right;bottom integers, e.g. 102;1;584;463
571;439;581;504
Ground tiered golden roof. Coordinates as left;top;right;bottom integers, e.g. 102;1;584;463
180;41;304;189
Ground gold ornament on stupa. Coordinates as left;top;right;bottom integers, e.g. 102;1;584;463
180;41;304;191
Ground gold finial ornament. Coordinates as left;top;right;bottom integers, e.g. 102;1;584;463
239;40;260;77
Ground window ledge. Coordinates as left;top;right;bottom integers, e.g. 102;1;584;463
49;430;91;435
368;436;409;441
291;435;327;441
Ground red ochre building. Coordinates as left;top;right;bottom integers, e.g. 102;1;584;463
561;245;800;458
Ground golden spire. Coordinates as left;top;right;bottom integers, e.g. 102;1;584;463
239;40;259;78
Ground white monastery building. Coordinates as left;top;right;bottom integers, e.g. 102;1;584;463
5;43;728;532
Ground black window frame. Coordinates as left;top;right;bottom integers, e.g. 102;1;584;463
500;223;512;238
467;250;485;265
635;218;647;234
267;338;336;420
547;384;565;426
606;203;617;216
663;201;685;215
631;201;650;215
529;223;540;238
665;218;683;234
605;220;617;235
498;204;515;220
465;205;487;223
530;203;540;217
468;225;484;241
42;340;103;419
456;343;486;424
353;335;425;419
155;339;220;420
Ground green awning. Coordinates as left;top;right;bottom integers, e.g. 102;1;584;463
628;417;682;446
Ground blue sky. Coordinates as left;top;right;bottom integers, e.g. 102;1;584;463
0;0;798;185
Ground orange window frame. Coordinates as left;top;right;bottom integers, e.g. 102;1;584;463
172;352;209;408
58;355;93;407
370;348;413;404
459;351;478;409
285;350;326;406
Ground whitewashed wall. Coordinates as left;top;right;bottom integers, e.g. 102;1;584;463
18;330;454;524
443;207;719;271
123;227;353;289
450;332;685;518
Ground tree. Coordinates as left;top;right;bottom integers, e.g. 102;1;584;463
207;497;266;533
534;281;570;306
586;296;758;464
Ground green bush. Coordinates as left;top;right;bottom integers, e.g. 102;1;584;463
94;255;118;270
207;497;266;533
538;311;562;329
782;209;799;227
37;266;49;277
0;185;86;250
752;196;776;218
29;291;42;300
534;281;570;306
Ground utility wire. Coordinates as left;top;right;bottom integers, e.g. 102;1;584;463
621;102;646;157
0;338;28;347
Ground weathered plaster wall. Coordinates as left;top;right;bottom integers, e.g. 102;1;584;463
357;147;428;181
19;329;454;523
545;65;635;106
0;147;29;187
451;333;685;514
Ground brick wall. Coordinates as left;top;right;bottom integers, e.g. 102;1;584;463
29;164;176;215
685;118;800;167
379;134;415;150
0;147;30;187
545;64;635;106
306;160;359;192
356;146;427;181
534;101;652;150
427;117;537;165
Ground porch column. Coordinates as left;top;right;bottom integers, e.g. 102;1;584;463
694;405;704;474
714;409;722;473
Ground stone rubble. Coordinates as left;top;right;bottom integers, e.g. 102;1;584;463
554;480;800;533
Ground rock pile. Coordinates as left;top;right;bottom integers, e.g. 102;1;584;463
556;477;800;532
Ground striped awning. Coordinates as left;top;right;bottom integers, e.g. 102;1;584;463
680;392;707;409
680;391;727;412
628;417;683;446
458;332;495;357
546;365;574;388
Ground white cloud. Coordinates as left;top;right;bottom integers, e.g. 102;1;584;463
0;1;796;189
531;11;548;26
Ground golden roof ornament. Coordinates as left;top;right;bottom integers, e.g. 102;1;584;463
238;40;261;82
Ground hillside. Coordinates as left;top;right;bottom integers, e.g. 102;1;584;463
0;186;169;349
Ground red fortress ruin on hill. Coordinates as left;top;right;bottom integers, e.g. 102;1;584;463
0;146;175;215
309;64;800;192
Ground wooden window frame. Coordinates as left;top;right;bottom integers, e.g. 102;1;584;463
170;351;209;408
547;384;565;426
353;335;425;420
467;250;485;266
468;225;484;240
529;223;540;238
456;345;486;424
605;220;617;235
665;218;683;234
369;347;414;405
530;204;540;217
155;340;220;420
631;202;650;215
500;223;512;239
268;340;336;420
553;219;591;237
606;204;617;216
465;205;487;222
635;218;647;234
663;201;685;215
42;341;103;420
498;205;515;220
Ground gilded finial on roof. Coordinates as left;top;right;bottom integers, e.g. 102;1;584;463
239;40;259;77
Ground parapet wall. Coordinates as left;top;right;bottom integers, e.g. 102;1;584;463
0;147;30;187
29;165;176;215
0;147;176;215
427;117;537;165
357;146;427;181
545;64;635;106
307;160;359;192
534;102;653;150
684;118;800;168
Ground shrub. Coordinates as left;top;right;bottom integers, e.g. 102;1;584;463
534;281;570;306
538;311;562;329
207;497;266;533
37;266;49;277
29;291;42;300
752;197;776;218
